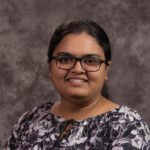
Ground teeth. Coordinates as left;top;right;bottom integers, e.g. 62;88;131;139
68;79;86;83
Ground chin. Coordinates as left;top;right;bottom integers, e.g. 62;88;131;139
70;94;87;99
67;92;91;101
58;88;91;99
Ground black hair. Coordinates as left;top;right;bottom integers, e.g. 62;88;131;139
48;19;111;98
48;19;111;65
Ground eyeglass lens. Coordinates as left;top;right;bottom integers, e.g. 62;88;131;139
53;54;105;72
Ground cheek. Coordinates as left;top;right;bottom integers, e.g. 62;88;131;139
50;71;63;91
88;68;106;87
90;66;106;80
50;66;66;84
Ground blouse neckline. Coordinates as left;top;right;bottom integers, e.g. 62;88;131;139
48;101;122;123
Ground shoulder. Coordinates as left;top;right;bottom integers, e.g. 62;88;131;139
14;101;55;131
118;105;142;120
107;105;147;123
4;101;55;149
107;105;150;147
108;105;150;130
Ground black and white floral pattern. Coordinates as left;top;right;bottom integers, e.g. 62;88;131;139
4;102;150;150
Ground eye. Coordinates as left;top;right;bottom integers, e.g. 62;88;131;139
57;55;74;64
83;57;100;65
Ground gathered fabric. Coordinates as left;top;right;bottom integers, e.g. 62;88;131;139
4;101;150;150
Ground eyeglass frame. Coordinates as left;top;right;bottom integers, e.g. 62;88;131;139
50;53;107;72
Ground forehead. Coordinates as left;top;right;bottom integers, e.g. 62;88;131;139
53;32;105;58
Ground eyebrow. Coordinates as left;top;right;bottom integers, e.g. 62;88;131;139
55;52;103;58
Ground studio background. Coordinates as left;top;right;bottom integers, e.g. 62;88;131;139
0;0;150;147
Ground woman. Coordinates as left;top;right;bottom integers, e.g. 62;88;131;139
4;19;150;149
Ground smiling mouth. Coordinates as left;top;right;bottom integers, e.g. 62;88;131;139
66;78;88;83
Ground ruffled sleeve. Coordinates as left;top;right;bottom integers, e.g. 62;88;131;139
3;102;53;150
110;106;150;150
3;111;30;150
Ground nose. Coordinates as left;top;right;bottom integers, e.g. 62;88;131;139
71;61;85;73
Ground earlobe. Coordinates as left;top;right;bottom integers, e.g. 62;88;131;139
106;61;111;71
105;76;108;81
105;61;111;81
107;61;111;67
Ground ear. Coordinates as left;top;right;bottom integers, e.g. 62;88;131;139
105;61;111;81
48;62;52;79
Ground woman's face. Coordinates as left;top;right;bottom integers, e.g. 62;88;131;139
50;32;109;101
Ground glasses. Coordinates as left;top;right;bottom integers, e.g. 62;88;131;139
51;54;106;72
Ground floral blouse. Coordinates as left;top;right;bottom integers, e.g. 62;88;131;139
4;101;150;150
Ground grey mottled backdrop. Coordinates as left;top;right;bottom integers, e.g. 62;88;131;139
0;0;150;147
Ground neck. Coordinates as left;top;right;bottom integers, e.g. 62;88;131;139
52;94;107;120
